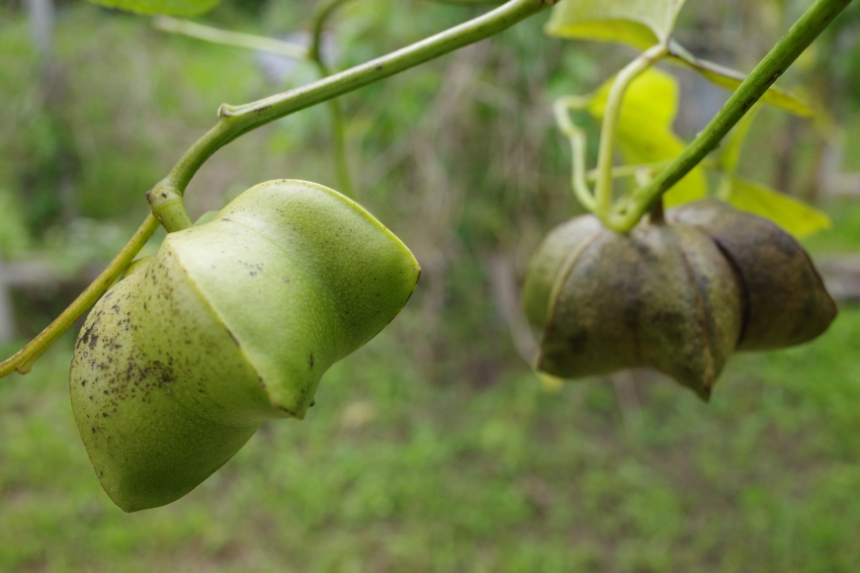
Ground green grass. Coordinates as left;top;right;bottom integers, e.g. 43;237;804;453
2;303;860;572
2;2;859;571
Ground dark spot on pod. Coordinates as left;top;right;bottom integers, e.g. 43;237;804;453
77;325;94;349
226;328;240;347
308;354;314;369
92;427;96;433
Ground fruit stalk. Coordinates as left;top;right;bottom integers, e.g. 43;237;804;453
615;0;855;232
167;0;555;193
0;215;160;378
594;43;669;221
0;0;553;380
309;0;357;198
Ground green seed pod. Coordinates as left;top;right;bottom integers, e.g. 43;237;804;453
522;215;743;400
668;199;837;350
70;180;420;512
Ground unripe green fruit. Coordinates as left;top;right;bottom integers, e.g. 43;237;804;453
668;199;837;350
70;180;420;512
522;213;742;400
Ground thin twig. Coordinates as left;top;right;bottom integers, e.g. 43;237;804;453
153;16;307;59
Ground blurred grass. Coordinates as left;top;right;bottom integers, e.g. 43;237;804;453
2;304;860;572
2;1;860;571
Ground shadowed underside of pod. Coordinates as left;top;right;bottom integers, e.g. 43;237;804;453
668;199;837;351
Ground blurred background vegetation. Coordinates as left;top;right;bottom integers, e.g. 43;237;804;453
1;0;860;570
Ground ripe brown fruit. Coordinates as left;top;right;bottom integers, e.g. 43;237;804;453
522;199;837;399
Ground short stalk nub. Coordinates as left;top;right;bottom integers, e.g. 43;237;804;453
649;198;665;225
147;181;193;233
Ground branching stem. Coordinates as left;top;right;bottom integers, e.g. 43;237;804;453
310;0;357;197
0;215;160;378
609;0;854;232
594;43;668;225
553;96;595;211
169;0;551;193
152;16;307;59
1;0;847;377
0;0;554;379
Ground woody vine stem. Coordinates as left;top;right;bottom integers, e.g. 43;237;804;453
0;0;852;379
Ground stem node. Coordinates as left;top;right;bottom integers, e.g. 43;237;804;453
148;181;193;233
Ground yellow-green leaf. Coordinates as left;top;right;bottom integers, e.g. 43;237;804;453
668;43;812;117
88;0;219;16
546;0;689;50
587;67;707;207
724;177;830;237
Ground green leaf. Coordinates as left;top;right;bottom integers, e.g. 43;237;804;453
545;1;812;119
587;67;707;207
724;177;830;238
87;0;220;16
668;42;813;117
545;0;689;50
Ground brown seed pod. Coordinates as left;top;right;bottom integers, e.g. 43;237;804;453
668;199;838;351
522;214;743;400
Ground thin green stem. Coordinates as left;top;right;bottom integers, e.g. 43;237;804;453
309;0;352;65
594;43;668;224
166;0;553;194
611;0;854;232
310;0;357;197
322;96;354;196
553;95;677;213
152;16;307;59
0;215;160;378
0;0;555;380
155;4;359;199
553;97;595;211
